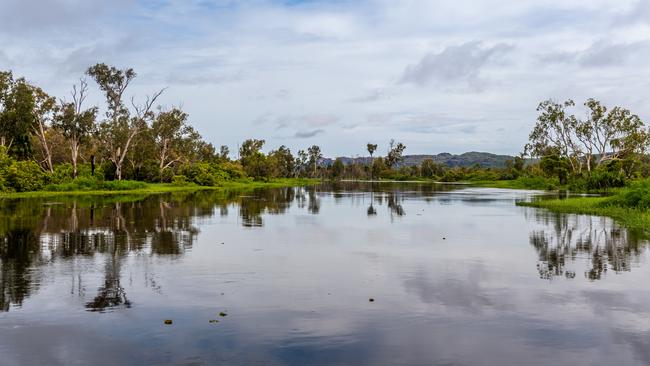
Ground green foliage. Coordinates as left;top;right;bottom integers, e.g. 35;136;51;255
5;160;47;192
0;74;36;159
606;179;650;209
51;163;104;184
330;158;344;180
386;139;406;168
45;178;146;192
182;163;219;186
102;180;148;191
171;175;194;187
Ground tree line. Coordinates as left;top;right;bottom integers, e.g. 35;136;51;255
0;64;334;192
1;63;649;192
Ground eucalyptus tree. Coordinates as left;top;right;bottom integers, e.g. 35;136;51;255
86;63;164;180
0;72;35;159
30;86;57;172
307;145;322;177
53;79;98;178
367;143;378;178
386;139;406;168
576;99;648;171
268;145;294;178
219;145;230;161
525;98;649;175
239;139;268;179
367;143;377;158
151;107;200;179
295;149;308;177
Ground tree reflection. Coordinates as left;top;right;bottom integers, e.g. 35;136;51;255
0;193;208;312
528;210;647;280
0;182;466;311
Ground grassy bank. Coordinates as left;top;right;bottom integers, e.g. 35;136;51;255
517;180;650;232
0;178;319;199
471;176;559;190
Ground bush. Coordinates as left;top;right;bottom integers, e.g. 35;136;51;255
182;163;218;186
6;160;47;192
568;164;627;192
219;161;246;180
102;180;147;191
607;179;650;209
171;175;194;186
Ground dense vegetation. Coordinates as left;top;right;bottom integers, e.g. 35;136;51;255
1;65;650;195
519;179;650;232
0;65;328;193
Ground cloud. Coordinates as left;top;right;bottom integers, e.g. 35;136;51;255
167;70;245;85
578;40;650;67
348;88;390;103
4;0;650;156
294;129;325;138
614;0;650;25
256;113;339;130
400;41;513;88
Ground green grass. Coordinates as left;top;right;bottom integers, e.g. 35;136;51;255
0;178;320;199
471;176;559;190
518;196;650;233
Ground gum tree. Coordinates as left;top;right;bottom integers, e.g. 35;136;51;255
53;79;98;178
86;63;164;180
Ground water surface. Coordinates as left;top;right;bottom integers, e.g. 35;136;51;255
1;182;650;365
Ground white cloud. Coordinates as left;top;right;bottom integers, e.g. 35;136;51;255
1;0;649;156
400;41;513;89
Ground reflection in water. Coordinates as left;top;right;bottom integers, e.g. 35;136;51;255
2;182;650;365
0;183;451;312
528;209;646;281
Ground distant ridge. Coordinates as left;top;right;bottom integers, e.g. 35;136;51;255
321;152;516;168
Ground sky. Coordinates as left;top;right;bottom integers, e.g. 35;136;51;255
1;0;650;157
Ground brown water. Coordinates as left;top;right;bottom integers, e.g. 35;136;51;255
1;182;649;366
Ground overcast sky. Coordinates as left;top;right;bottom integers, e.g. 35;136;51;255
2;0;649;157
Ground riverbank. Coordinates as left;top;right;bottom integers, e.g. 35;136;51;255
517;196;650;233
0;178;320;199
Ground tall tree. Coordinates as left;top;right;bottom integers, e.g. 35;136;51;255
239;139;268;179
268;145;295;178
87;63;164;180
307;145;322;177
30;86;57;172
295;149;308;177
0;73;35;159
151;107;200;179
367;143;377;158
526;98;649;174
367;143;378;179
219;145;230;161
386;139;406;168
53;79;98;178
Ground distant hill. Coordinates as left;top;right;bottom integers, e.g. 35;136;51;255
321;152;516;168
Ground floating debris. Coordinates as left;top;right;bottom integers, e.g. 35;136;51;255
164;319;173;325
219;311;228;317
443;237;446;240
209;319;219;323
369;298;375;302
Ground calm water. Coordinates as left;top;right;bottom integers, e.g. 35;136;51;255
1;182;650;366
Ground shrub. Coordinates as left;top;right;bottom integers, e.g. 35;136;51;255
607;179;650;209
568;164;627;192
219;161;246;180
6;160;47;192
182;163;218;186
51;163;75;184
102;180;147;191
171;175;194;186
